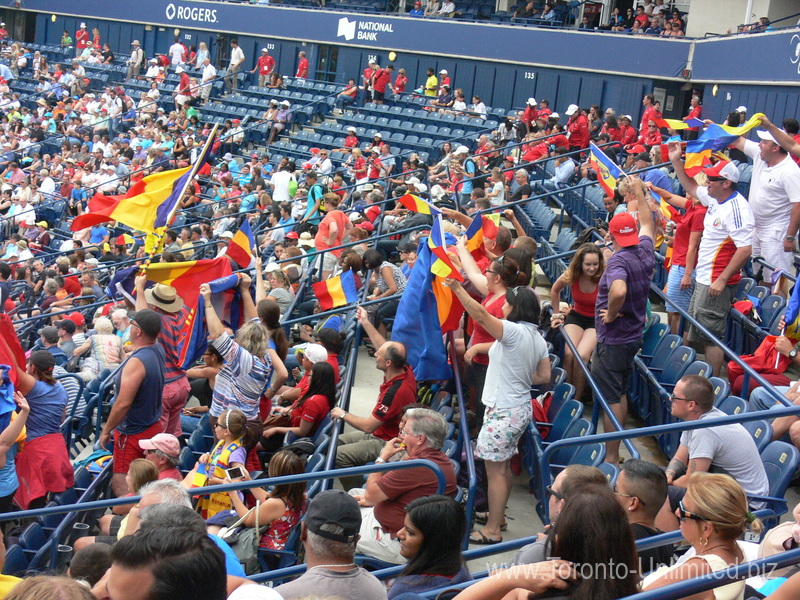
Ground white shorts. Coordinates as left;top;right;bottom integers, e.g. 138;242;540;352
355;506;404;564
753;226;792;279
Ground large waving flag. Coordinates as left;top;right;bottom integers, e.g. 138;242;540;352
313;270;358;310
106;257;233;305
397;193;441;216
180;273;244;370
393;240;460;380
465;213;486;259
428;215;463;281
589;142;625;196
684;113;764;175
71;124;217;233
226;218;255;269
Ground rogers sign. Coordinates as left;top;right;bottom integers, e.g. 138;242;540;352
165;3;218;23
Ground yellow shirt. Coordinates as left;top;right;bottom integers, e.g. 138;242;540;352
424;75;438;97
0;574;22;598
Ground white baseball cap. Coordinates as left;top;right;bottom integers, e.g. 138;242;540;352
175;66;185;74
454;145;470;155
527;97;537;106
736;105;748;113
550;112;560;120
756;129;779;144
439;69;448;74
261;48;268;52
565;104;579;116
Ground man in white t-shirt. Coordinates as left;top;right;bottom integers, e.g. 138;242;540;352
168;37;185;68
669;143;754;375
731;129;800;288
225;40;245;94
199;57;216;104
660;375;769;530
270;162;295;203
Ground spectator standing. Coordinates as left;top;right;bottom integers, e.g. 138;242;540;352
730;129;800;290
295;50;309;79
126;40;144;81
134;277;191;438
98;309;166;498
225;39;245;93
591;176;655;464
252;48;276;87
668;147;754;375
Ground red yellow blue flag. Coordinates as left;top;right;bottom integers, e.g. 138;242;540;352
312;270;359;310
397;193;441;216
428;215;463;281
589;142;625;196
226;218;255;269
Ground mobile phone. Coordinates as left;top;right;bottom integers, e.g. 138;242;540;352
225;466;245;479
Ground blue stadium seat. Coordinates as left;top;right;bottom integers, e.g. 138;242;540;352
742;419;772;453
717;395;748;416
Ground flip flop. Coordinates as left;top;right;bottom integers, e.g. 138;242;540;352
473;512;508;531
469;531;502;545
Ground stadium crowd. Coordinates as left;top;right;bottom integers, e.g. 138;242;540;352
0;14;800;600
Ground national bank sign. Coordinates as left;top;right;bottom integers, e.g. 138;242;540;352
337;17;393;41
165;3;219;23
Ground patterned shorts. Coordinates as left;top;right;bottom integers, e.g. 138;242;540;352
475;402;532;463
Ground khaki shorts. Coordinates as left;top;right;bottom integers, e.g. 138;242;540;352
688;281;736;344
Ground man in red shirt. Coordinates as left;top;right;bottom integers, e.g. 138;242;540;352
639;93;661;136
75;23;90;58
372;64;392;105
355;408;458;564
523;97;539;134
173;66;191;111
565;104;590;152
683;95;703;140
619;115;638;146
295;50;308;79
332;307;418;490
362;59;377;102
251;48;275;87
314;194;353;278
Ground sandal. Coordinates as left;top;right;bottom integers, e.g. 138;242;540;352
473;512;509;531
469;530;503;545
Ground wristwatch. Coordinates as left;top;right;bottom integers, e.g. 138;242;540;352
790;349;798;359
786;236;796;242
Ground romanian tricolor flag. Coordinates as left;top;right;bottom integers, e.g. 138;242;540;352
428;215;462;281
179;273;244;370
71;166;192;232
397;193;441;216
589;142;625;196
312;270;358;310
71;124;216;233
684;114;765;176
105;257;233;306
226;218;255;269
465;213;485;259
652;117;704;130
393;240;462;380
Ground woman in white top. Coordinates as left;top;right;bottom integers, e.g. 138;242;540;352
444;280;550;545
642;472;763;600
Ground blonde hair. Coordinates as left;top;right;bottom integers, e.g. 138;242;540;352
235;321;269;358
127;458;159;493
351;148;362;159
94;316;114;334
6;576;94;600
687;472;763;539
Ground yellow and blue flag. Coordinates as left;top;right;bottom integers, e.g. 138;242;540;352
589;142;625;196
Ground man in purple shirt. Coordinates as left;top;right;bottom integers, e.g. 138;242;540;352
592;176;655;463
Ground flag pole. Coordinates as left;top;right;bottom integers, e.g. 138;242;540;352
139;123;220;276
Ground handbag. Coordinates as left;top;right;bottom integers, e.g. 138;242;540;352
218;500;262;575
262;412;291;430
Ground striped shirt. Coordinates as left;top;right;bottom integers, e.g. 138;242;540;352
210;332;273;420
694;187;754;287
158;306;190;383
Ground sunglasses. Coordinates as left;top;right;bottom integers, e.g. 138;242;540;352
670;393;691;403
706;176;726;182
678;500;704;522
545;485;564;500
614;486;645;505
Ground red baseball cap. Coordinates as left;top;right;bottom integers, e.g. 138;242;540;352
67;312;86;327
608;213;639;248
285;231;299;240
702;160;740;183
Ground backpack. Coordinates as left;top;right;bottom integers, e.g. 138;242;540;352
464;157;489;187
